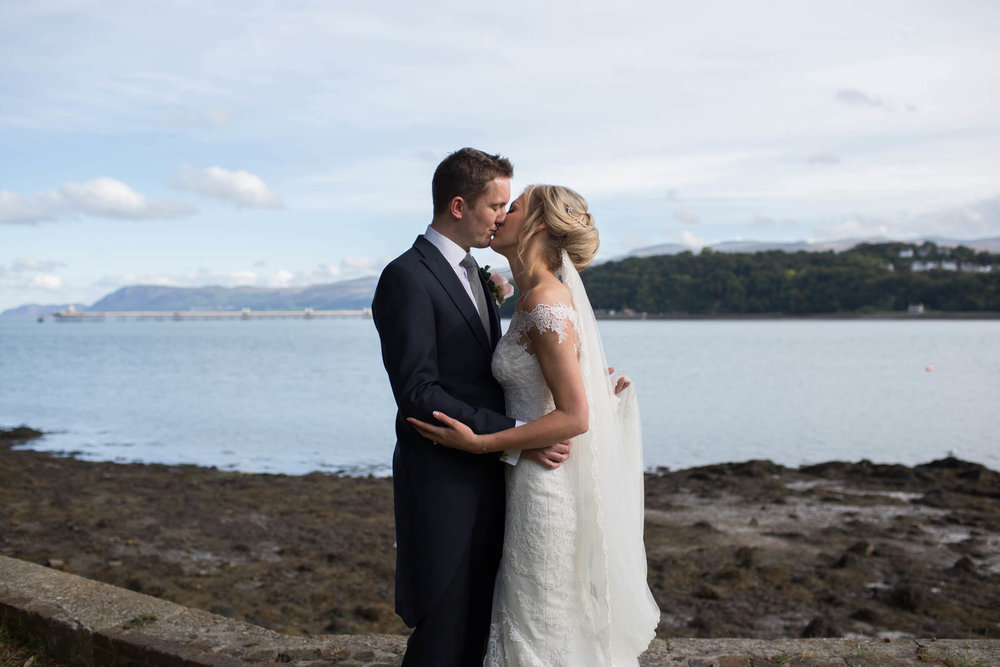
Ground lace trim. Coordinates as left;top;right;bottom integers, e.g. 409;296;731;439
508;301;579;352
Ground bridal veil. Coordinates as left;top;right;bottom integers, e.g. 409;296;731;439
558;250;660;661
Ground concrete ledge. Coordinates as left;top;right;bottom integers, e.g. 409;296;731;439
2;556;998;666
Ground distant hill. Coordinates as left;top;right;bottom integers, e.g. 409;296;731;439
88;276;379;312
622;236;1000;258
1;277;379;319
6;236;1000;319
921;236;1000;253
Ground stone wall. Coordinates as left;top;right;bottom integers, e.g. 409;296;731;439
2;556;997;666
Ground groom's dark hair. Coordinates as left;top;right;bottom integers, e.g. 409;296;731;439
432;148;513;215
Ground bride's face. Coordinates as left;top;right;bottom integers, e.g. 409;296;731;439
490;193;527;257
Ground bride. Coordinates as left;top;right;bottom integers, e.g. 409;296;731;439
408;185;660;665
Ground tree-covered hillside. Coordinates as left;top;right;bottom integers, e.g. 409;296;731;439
578;242;1000;315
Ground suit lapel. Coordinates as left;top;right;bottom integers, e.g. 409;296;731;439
481;270;503;347
413;236;492;352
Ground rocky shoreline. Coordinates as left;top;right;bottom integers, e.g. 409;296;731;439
2;426;998;641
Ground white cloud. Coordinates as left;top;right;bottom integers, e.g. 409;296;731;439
228;270;259;285
668;229;708;250
340;256;378;273
30;274;63;290
812;217;890;240
749;215;799;230
266;269;295;288
298;257;381;284
0;179;194;224
13;258;67;273
173;166;282;209
0;190;49;224
544;150;770;198
835;88;891;110
307;264;341;281
90;256;383;298
905;196;1000;240
0;258;67;298
56;178;194;219
3;1;1000;313
672;208;700;224
804;152;840;165
810;195;1000;242
94;273;174;289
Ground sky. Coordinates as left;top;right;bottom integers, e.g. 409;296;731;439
2;0;1000;311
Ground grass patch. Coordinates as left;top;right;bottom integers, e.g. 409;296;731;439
938;652;989;667
0;614;62;667
124;612;157;629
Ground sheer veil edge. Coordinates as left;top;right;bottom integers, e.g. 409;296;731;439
558;249;660;661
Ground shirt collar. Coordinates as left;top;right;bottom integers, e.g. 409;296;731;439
424;225;469;268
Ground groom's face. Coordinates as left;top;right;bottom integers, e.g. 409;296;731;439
460;177;510;249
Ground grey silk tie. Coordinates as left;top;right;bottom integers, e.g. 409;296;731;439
460;253;491;336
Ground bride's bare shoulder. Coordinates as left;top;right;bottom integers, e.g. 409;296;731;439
517;277;572;313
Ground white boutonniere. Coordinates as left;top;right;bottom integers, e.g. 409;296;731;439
480;265;514;306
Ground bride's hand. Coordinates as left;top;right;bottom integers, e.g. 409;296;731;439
608;366;631;394
407;411;483;454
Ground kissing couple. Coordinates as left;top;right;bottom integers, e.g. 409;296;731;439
372;148;659;666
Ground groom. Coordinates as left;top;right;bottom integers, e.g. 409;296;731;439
372;148;567;665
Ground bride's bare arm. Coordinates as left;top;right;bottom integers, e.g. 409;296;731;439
408;286;588;455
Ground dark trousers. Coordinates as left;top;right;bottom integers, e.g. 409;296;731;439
401;530;501;666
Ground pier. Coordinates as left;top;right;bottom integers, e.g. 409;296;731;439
52;307;370;321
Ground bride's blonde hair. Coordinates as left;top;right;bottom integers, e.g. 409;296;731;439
516;185;600;271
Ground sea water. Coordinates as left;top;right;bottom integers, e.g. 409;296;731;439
1;318;997;474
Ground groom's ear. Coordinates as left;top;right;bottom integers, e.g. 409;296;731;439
449;196;465;219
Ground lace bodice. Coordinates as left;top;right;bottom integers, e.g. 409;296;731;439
488;302;602;665
491;302;578;423
486;262;658;666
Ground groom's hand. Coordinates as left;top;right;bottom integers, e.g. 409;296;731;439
523;441;571;469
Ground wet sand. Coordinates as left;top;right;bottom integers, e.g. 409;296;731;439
2;427;998;640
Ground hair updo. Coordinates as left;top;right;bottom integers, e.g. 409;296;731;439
517;185;600;271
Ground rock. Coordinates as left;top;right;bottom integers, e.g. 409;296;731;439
696;584;724;600
921;456;971;470
847;540;875;557
0;426;43;443
735;546;756;568
832;552;858;569
802;615;842;637
801;461;852;478
850;607;880;623
882;584;926;612
951;556;978;573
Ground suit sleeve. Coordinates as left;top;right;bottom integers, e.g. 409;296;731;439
373;262;515;437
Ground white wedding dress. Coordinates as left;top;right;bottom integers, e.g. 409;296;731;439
484;253;659;667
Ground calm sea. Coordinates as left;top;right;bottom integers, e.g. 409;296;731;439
1;318;997;475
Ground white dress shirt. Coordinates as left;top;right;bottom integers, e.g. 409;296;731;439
423;226;521;466
424;226;484;318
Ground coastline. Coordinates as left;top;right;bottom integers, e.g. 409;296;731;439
7;309;1000;323
594;310;1000;320
2;427;998;641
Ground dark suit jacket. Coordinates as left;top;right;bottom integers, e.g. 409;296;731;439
372;234;513;627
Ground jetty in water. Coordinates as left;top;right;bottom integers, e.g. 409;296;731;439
52;307;370;321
